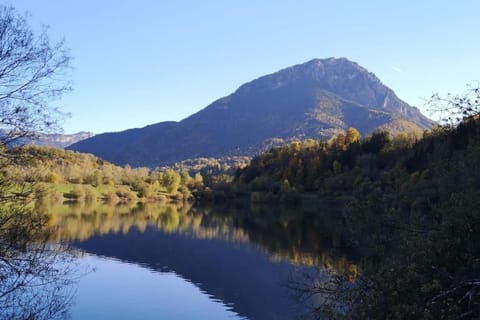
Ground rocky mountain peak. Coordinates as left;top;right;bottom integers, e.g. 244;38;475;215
68;58;433;167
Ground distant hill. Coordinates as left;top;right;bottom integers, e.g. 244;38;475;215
11;131;95;149
68;58;433;167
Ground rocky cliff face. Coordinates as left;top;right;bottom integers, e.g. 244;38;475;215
13;131;95;148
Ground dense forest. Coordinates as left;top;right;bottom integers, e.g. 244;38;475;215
231;112;480;317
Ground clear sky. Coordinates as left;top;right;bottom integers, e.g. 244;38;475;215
11;0;480;134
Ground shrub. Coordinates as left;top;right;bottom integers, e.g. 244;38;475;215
115;186;138;202
47;171;61;184
136;182;154;198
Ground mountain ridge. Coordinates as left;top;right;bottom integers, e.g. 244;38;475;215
69;58;433;167
7;131;95;149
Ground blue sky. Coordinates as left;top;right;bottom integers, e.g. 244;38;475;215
12;0;480;134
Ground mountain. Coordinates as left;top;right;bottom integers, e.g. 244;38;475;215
68;58;433;167
12;131;95;148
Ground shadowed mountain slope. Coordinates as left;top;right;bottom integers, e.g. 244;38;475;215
69;58;432;167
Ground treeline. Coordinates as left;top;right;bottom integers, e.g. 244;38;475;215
3;146;205;204
168;155;250;186
235;127;420;195
233;119;480;318
236;127;363;190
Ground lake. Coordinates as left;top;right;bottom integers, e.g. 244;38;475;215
15;201;355;319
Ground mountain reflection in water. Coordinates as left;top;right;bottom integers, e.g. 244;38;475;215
43;201;356;320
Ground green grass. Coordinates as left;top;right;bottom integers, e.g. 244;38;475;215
32;182;186;211
49;183;127;199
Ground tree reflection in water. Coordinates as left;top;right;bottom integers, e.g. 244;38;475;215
0;206;81;320
44;200;358;318
287;265;357;319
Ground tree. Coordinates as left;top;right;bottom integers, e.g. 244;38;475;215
0;5;75;319
194;172;203;187
0;5;71;147
0;206;77;320
161;169;181;194
428;84;480;126
345;127;361;145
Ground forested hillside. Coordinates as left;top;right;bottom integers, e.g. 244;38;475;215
234;108;480;317
3;146;204;204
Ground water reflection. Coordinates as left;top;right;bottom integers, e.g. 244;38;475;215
42;201;356;319
44;202;354;271
0;208;81;320
70;255;247;320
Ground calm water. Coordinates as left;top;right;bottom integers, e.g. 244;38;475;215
17;201;353;319
70;255;246;320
